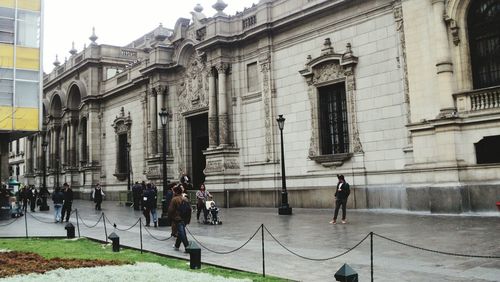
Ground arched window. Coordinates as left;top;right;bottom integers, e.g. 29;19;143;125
468;0;500;89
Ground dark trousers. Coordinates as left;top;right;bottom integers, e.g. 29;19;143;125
143;207;151;225
61;202;72;221
196;202;208;222
95;200;102;210
334;198;348;220
133;196;141;210
174;221;189;249
30;199;36;211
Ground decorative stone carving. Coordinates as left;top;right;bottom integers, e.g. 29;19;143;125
259;53;273;162
177;55;208;113
111;107;132;180
218;114;229;146
299;39;362;165
393;3;412;145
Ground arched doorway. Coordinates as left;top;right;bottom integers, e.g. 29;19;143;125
189;114;209;190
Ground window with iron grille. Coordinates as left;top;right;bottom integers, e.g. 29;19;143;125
468;0;500;89
117;133;128;174
318;82;349;154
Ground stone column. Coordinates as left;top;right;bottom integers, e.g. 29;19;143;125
0;139;8;183
216;63;229;147
69;122;75;167
50;128;55;168
25;137;31;173
208;69;218;148
148;88;157;156
156;86;165;154
431;0;455;116
88;108;101;166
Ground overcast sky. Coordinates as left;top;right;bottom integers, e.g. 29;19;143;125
43;0;258;73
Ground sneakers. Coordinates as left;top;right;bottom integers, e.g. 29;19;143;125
172;244;179;251
329;220;336;224
341;220;347;224
154;222;157;228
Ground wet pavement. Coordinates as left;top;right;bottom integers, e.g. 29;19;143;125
1;200;500;281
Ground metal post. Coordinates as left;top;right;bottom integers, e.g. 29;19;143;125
370;232;374;282
76;209;81;238
159;109;168;218
24;210;28;238
126;143;131;205
103;212;108;243
139;217;143;254
277;115;291;215
261;224;265;277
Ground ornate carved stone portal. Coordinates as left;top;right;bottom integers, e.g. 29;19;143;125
111;107;132;180
299;39;362;166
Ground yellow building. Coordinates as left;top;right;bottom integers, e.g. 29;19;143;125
0;0;43;183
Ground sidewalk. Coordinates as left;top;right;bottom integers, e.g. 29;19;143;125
1;200;500;281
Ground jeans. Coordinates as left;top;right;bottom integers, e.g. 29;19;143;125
151;208;157;223
61;202;72;222
174;221;189;249
333;198;348;221
54;204;62;222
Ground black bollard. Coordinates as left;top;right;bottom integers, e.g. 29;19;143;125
185;241;201;269
108;232;120;252
334;263;358;282
65;223;75;239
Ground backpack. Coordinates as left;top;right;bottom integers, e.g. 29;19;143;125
177;199;192;224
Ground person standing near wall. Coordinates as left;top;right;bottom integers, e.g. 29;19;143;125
61;183;73;222
330;174;350;224
92;183;105;211
52;187;64;223
168;184;191;252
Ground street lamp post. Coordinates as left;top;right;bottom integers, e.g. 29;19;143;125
40;141;49;211
126;142;132;206
158;108;169;218
277;114;292;215
55;158;59;189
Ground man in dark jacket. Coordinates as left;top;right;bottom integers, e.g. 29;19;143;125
330;174;350;224
132;181;143;211
52;187;64;223
142;183;158;227
168;184;190;251
61;183;73;222
28;186;38;212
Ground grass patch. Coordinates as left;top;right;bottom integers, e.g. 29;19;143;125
0;238;287;282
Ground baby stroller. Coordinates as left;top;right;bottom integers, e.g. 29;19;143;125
205;200;222;225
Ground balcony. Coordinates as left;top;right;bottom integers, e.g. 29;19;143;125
454;86;500;114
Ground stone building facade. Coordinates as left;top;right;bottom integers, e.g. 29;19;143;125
23;0;500;212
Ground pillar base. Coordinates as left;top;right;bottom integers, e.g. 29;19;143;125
278;206;292;215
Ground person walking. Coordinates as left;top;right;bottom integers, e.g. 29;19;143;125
52;187;64;223
196;183;211;223
92;183;105;211
330;174;350;224
132;181;142;211
61;183;73;222
28;185;38;212
20;186;28;212
142;183;158;227
168;184;191;252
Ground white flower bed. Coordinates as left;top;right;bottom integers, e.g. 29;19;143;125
3;262;251;282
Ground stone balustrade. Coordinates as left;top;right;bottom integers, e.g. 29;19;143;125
454;86;500;113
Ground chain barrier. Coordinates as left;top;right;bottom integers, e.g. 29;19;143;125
373;233;500;259
26;212;56;224
77;213;103;229
104;214;141;232
0;216;20;226
264;225;369;261
185;225;262;255
140;221;172;242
